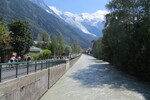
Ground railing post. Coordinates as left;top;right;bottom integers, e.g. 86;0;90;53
52;60;54;67
41;61;43;70
35;62;37;72
48;61;50;68
27;62;29;74
16;64;18;78
46;61;48;69
50;60;51;67
51;60;53;67
0;65;2;82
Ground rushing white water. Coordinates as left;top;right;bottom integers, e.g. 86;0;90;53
40;54;150;100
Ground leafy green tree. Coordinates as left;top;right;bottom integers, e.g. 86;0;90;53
58;34;65;55
38;49;51;60
42;32;51;49
36;33;43;48
36;32;50;49
36;33;42;41
64;45;72;56
43;32;50;42
0;18;10;49
92;38;103;59
0;18;11;62
71;43;81;54
48;34;65;56
92;0;150;80
49;39;58;56
8;20;33;56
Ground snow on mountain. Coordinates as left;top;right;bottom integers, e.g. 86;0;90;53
49;6;96;37
49;6;109;38
30;0;109;39
30;0;56;15
80;10;108;27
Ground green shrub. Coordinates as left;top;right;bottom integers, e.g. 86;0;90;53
38;49;51;60
26;53;39;61
26;49;51;61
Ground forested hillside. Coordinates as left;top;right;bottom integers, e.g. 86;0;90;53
0;0;91;48
92;0;150;80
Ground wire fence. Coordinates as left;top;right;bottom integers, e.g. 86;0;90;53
0;59;66;82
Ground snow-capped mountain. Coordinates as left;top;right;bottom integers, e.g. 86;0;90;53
30;0;108;40
49;6;108;39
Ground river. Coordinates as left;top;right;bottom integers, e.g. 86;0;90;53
40;54;150;100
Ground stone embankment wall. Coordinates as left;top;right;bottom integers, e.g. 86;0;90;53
0;56;80;100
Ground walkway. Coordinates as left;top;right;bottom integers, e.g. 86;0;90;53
40;54;150;100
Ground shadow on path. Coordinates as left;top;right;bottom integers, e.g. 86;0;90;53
70;59;150;100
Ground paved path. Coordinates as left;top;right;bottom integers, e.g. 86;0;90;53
40;54;150;100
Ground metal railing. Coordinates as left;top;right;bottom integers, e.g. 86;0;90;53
0;59;66;82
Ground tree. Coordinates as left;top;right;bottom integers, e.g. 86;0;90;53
36;33;43;41
100;0;150;80
36;32;51;49
92;38;103;59
64;45;72;56
48;34;65;56
38;49;51;60
0;18;11;62
43;32;50;42
42;32;51;49
8;20;33;56
36;33;43;48
0;18;10;49
58;34;65;55
70;43;81;54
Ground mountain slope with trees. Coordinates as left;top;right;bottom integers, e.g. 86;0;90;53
0;0;91;48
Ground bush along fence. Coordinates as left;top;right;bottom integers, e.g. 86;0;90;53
0;56;80;82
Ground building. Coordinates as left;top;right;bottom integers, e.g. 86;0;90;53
29;46;42;54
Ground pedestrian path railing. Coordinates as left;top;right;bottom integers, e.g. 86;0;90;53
0;59;66;82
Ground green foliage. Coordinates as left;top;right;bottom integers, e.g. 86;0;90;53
64;45;72;56
92;0;150;80
8;20;33;56
0;18;11;62
70;43;81;54
36;33;49;49
38;49;51;60
36;33;81;57
50;39;63;55
92;38;103;59
36;34;65;56
43;32;50;42
27;49;51;60
0;18;10;49
26;53;39;61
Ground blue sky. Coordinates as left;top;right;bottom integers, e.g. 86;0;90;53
44;0;110;14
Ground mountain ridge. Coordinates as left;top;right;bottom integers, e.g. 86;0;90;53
0;0;91;48
48;6;108;40
30;0;108;41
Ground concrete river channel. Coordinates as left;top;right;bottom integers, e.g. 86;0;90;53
40;54;150;100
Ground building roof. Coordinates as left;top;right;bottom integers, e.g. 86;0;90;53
30;46;42;52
